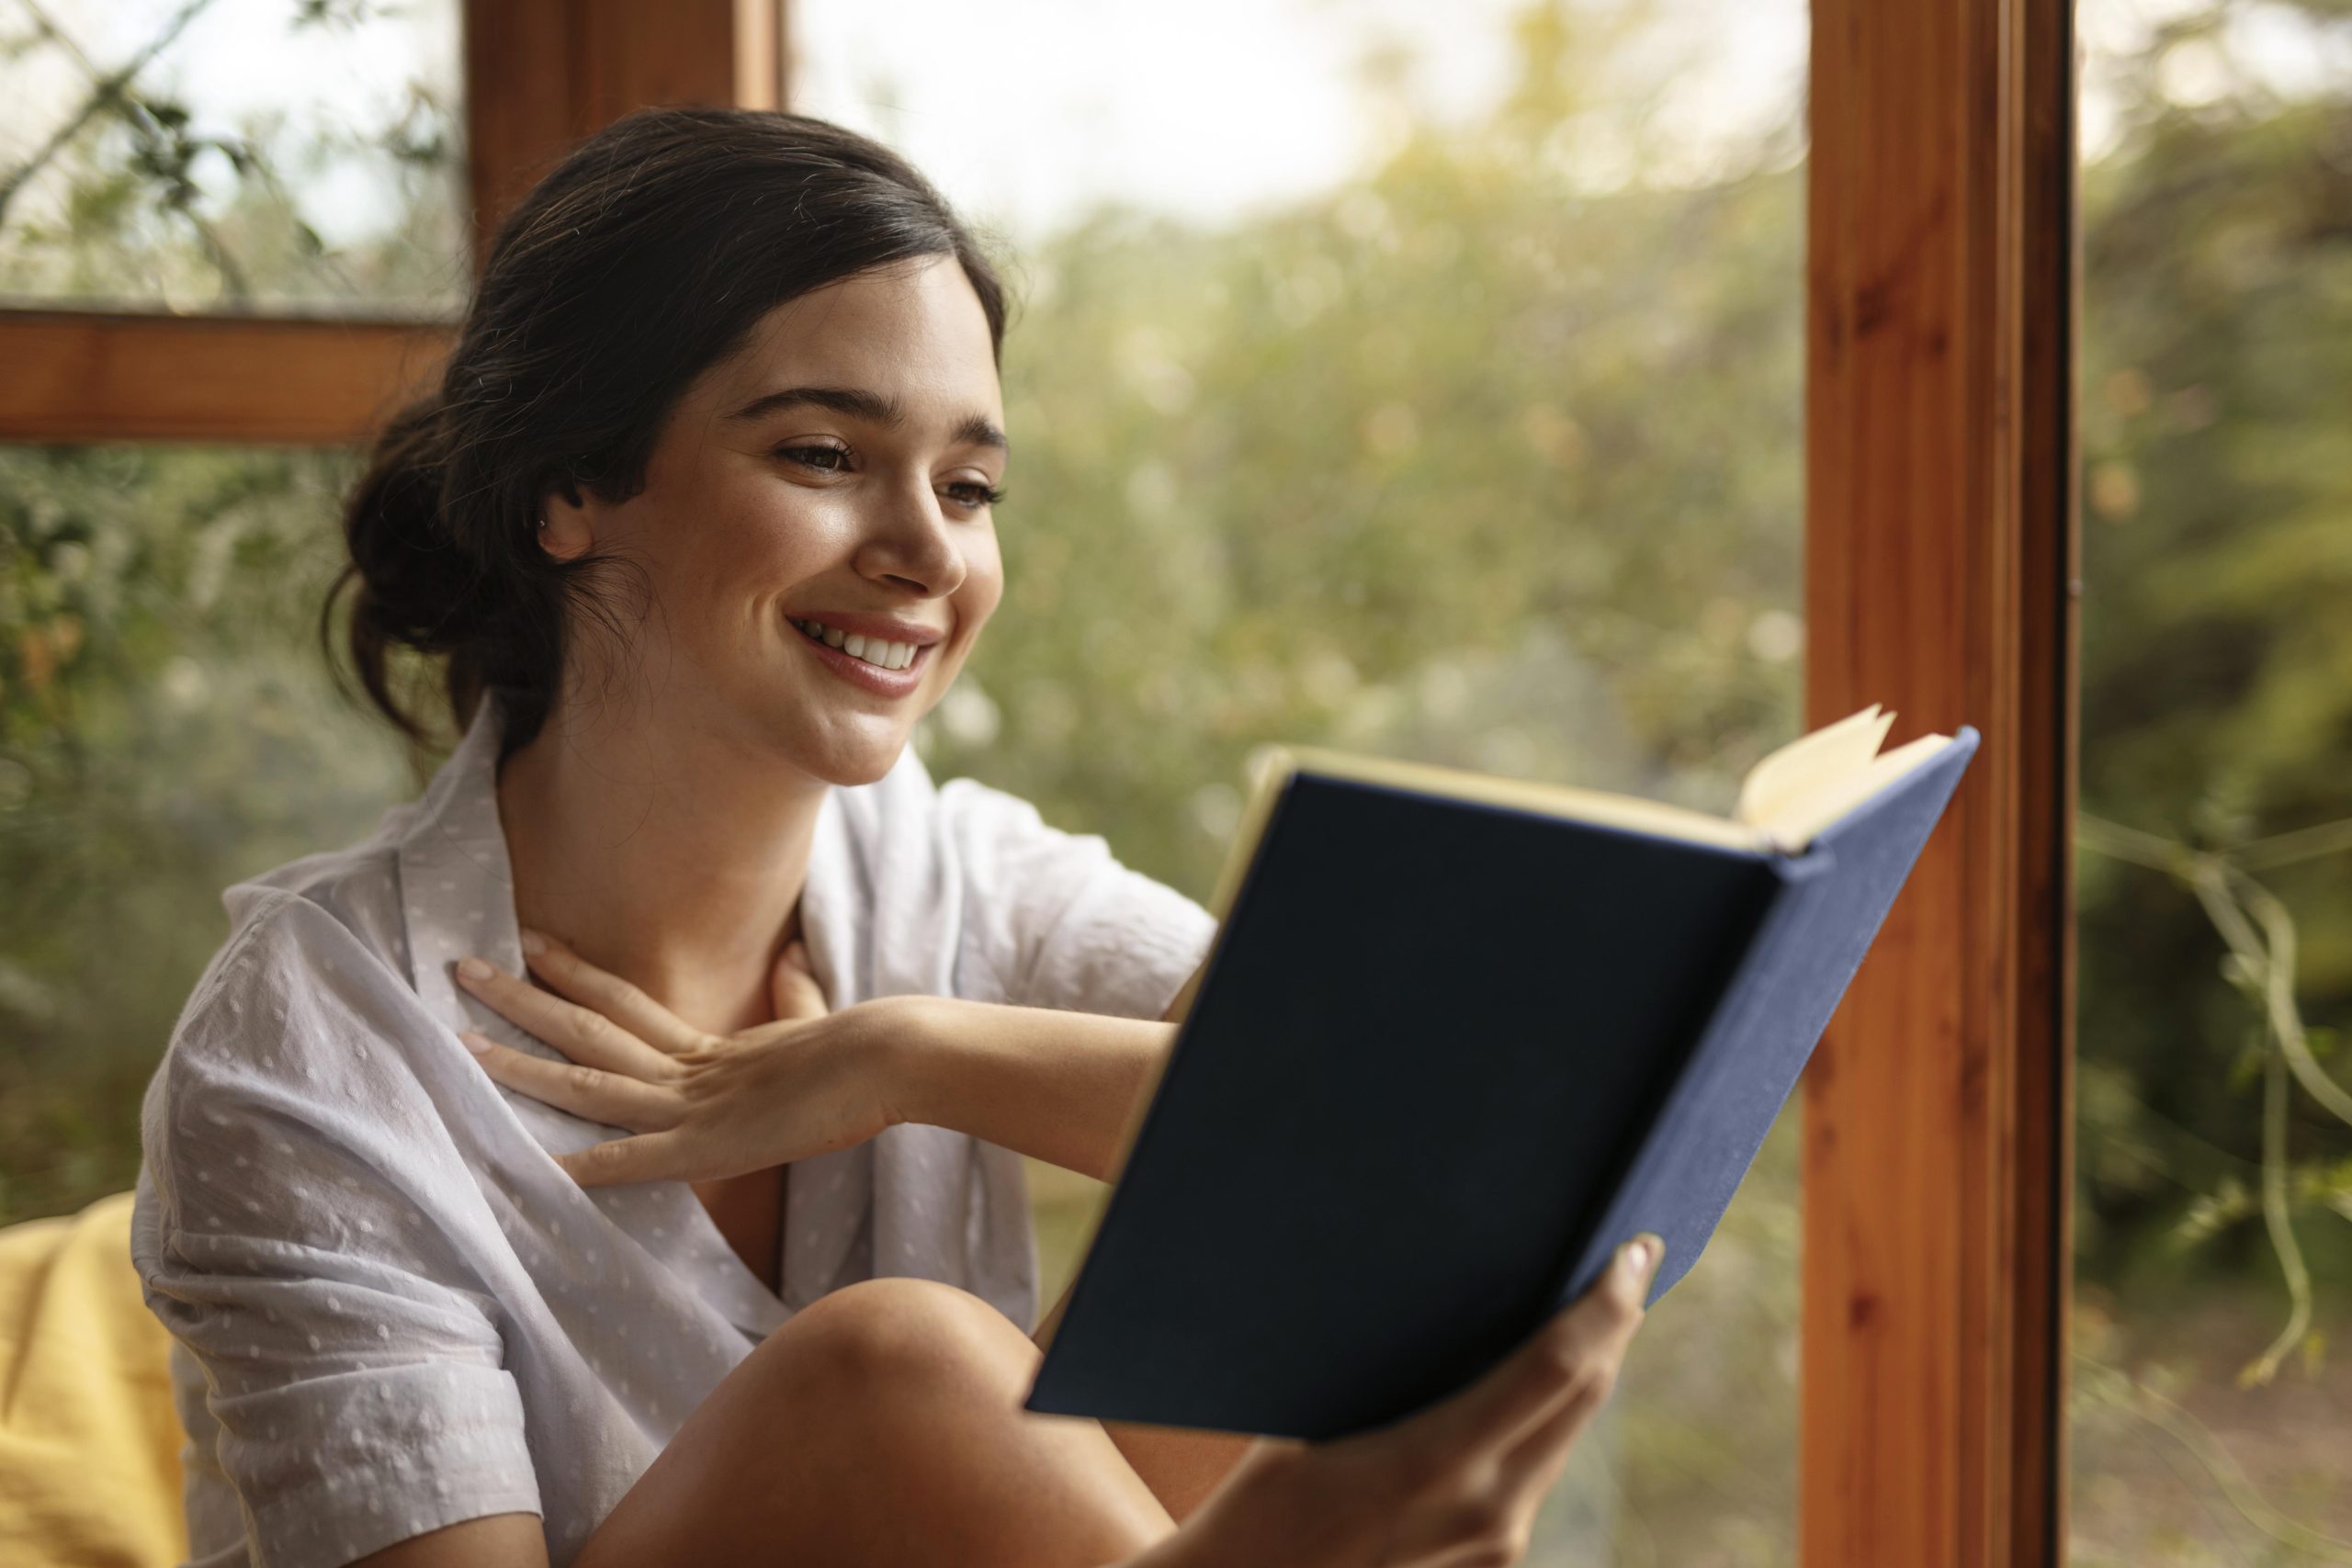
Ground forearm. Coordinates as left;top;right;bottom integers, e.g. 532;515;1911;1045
885;997;1176;1181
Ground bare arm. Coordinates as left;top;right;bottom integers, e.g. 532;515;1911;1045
882;994;1175;1181
448;936;1182;1191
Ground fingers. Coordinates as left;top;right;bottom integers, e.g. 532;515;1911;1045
769;938;829;1022
1434;1234;1661;1458
556;1130;688;1187
518;929;707;1055
1491;1263;1651;1486
454;956;683;1081
1489;1366;1607;1514
461;1032;682;1131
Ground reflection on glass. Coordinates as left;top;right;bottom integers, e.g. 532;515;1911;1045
2070;1;2352;1562
797;1;1807;1559
0;0;466;314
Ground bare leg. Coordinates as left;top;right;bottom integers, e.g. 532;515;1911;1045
573;1277;1178;1568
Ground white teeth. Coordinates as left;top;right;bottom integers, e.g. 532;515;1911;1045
795;618;920;672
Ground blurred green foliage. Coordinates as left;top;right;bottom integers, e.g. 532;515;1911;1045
2074;15;2352;1306
2065;2;2352;1559
0;444;413;1217
927;15;1805;902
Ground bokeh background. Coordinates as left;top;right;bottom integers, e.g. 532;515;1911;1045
0;0;2346;1562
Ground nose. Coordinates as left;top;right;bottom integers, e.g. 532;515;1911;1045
854;474;967;599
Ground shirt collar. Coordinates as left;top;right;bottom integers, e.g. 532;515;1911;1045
397;689;526;1046
393;689;853;1339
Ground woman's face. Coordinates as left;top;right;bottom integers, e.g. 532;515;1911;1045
548;254;1007;786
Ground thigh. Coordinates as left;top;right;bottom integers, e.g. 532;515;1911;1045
574;1277;1176;1568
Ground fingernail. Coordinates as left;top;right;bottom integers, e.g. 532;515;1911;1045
456;956;492;983
519;929;546;957
458;1032;493;1055
1621;1234;1663;1287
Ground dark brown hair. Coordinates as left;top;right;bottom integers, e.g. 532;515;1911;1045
325;107;1008;756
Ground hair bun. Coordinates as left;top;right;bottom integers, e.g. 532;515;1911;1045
330;393;504;739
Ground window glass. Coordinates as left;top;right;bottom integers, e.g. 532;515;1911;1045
2070;1;2352;1560
796;1;1808;1557
0;443;413;1221
0;0;466;315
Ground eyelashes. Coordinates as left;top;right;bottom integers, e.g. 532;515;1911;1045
778;444;851;472
775;444;1002;510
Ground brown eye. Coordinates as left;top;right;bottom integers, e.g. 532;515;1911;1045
777;445;851;472
944;480;1005;509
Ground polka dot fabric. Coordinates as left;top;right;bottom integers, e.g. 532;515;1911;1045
130;692;1215;1567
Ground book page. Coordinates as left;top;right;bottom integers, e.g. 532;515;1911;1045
1204;709;1957;923
1733;705;1895;827
1756;732;1954;850
1218;747;1770;905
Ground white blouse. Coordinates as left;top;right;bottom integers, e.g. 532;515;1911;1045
130;691;1216;1568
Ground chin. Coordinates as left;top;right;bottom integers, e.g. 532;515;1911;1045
816;751;902;788
782;725;911;789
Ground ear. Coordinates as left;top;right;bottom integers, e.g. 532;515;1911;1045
537;479;598;563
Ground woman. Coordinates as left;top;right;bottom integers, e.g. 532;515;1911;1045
130;107;1657;1568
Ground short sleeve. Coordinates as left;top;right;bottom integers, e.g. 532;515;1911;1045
938;778;1217;1020
131;897;542;1568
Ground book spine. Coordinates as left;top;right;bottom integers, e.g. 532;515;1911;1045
1546;850;1838;1309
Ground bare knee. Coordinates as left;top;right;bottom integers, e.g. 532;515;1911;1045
766;1276;1041;1408
585;1277;1166;1568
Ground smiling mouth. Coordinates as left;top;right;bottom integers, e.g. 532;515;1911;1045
790;617;923;672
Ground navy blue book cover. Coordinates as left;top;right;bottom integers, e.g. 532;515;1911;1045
1024;729;1979;1439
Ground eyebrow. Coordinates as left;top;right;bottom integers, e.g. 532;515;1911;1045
724;385;1009;453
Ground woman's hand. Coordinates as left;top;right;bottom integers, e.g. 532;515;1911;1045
452;931;908;1186
456;928;1179;1186
1138;1235;1662;1568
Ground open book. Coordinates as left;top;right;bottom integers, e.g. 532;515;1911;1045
1026;706;1978;1439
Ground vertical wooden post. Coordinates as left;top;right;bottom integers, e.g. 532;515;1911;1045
1801;0;2076;1564
461;0;787;267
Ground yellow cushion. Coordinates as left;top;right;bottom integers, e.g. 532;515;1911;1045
0;1190;188;1568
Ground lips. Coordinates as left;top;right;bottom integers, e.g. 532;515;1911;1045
789;616;920;671
790;616;930;696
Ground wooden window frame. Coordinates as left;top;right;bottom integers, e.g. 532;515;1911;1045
1;2;2079;1563
1802;1;2076;1565
0;0;783;446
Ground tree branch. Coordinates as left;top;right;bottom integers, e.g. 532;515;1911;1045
0;0;220;226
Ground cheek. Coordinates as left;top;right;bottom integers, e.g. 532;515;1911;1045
959;533;1007;626
684;486;841;619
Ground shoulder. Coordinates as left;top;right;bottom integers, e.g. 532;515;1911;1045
928;773;1217;1017
220;815;410;955
141;871;441;1208
175;856;418;1077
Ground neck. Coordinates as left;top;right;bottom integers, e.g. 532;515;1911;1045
494;692;827;1037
